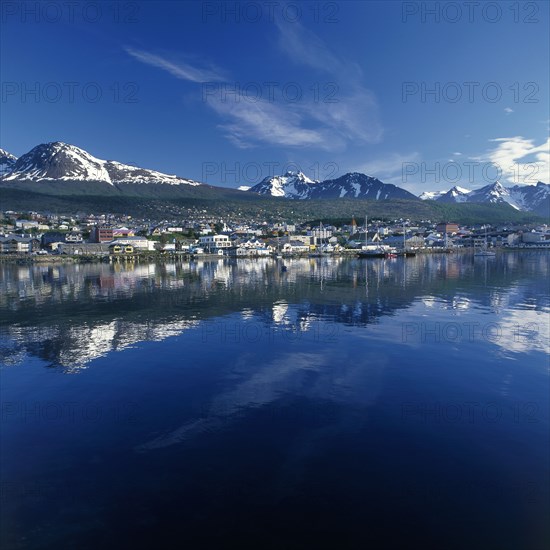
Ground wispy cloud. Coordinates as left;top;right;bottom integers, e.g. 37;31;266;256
208;98;334;149
504;107;514;114
124;24;382;151
473;136;549;185
274;19;382;145
275;18;358;77
124;46;227;83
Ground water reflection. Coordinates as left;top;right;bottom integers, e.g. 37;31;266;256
1;253;549;371
1;253;549;549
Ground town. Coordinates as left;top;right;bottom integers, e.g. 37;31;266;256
1;209;549;260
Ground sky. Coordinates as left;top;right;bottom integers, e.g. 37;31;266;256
1;0;549;194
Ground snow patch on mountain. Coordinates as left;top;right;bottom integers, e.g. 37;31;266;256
419;190;446;200
248;171;318;199
0;148;17;177
250;171;419;201
429;180;549;214
3;142;201;186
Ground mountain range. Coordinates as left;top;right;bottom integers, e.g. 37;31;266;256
0;142;548;216
419;182;550;217
249;171;418;201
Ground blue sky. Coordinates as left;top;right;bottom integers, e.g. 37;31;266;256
1;1;549;193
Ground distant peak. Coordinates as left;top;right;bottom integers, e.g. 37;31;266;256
0;148;17;159
282;170;307;179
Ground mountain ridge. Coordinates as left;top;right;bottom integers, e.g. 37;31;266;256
1;141;547;215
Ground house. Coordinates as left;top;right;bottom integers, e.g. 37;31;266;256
282;241;310;254
522;231;544;243
92;226;114;243
58;243;110;255
199;234;231;253
65;232;83;243
436;222;459;234
109;243;135;255
109;236;151;250
383;235;425;248
15;220;39;230
112;227;135;239
42;232;68;247
0;235;35;253
227;246;250;257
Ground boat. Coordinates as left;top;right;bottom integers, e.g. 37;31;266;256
358;215;382;257
274;235;283;259
309;221;329;257
399;221;417;257
474;227;496;257
358;247;387;258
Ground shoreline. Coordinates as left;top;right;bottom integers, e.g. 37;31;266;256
1;247;548;265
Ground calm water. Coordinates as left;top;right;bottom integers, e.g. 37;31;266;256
1;253;549;549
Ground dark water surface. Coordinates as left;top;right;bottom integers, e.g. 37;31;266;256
1;252;549;549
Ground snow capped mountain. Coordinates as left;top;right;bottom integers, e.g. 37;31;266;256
422;181;549;215
3;141;546;215
314;172;418;200
0;148;17;177
467;181;511;204
506;181;550;216
249;171;418;201
3;142;201;186
249;171;319;199
436;186;471;203
419;190;446;200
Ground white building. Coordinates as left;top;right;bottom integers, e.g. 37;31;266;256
199;234;231;253
110;236;151;250
522;232;544;243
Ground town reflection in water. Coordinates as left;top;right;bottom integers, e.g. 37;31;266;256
1;252;548;371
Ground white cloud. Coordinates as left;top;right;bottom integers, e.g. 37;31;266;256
275;19;341;74
274;19;382;146
124;46;227;83
473;136;549;185
125;33;382;150
504;107;514;114
207;97;335;149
